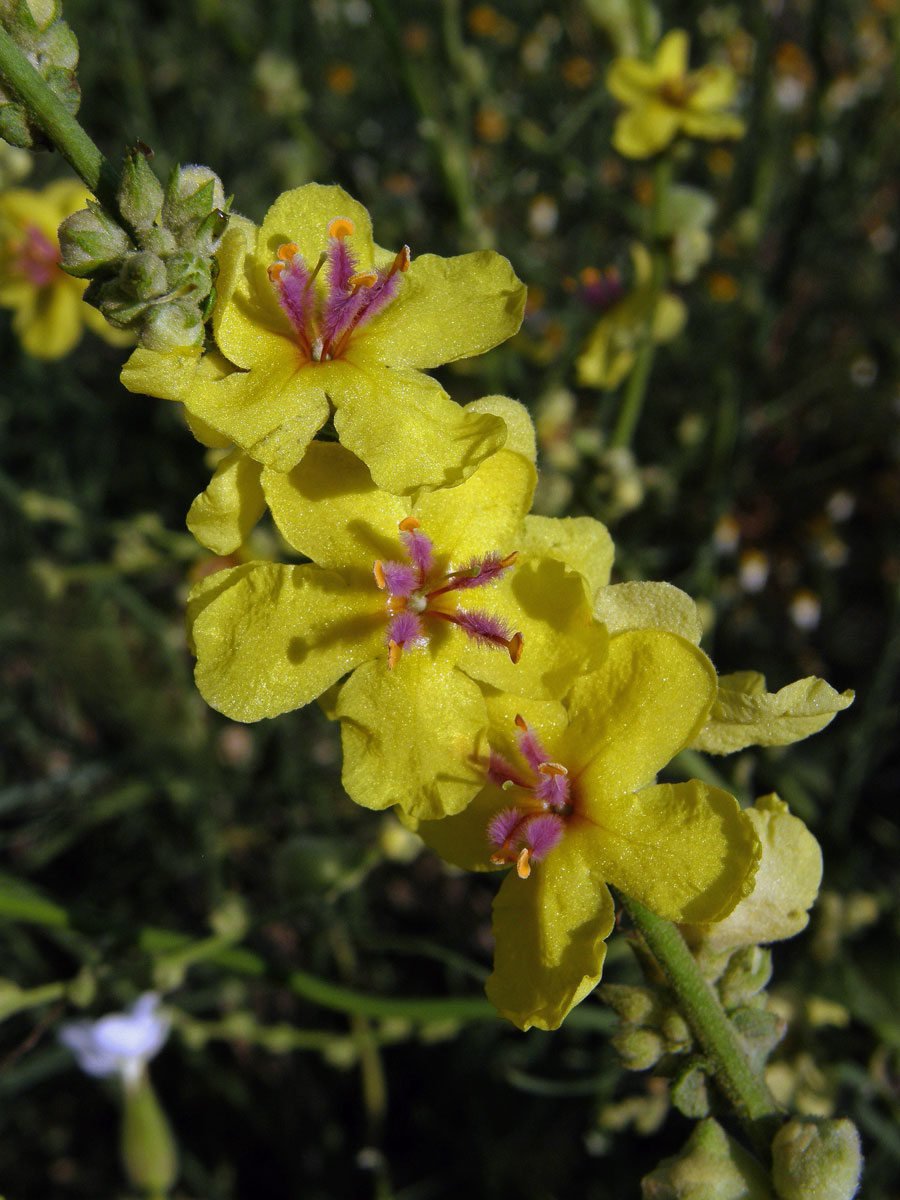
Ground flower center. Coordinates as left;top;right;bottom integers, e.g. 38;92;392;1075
6;224;61;287
659;76;698;108
373;516;523;670
267;217;409;364
486;715;572;878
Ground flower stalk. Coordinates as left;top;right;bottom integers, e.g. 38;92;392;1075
0;22;118;213
619;891;783;1158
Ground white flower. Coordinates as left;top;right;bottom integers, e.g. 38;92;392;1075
59;993;170;1087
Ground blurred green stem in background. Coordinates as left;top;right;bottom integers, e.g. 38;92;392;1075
609;155;672;450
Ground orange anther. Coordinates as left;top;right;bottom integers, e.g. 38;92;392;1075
499;550;518;569
516;847;532;879
514;714;528;731
398;516;420;532
267;262;285;282
388;640;402;670
328;217;355;240
538;761;568;777
506;632;524;664
387;245;411;277
348;271;377;292
277;242;299;261
373;561;387;589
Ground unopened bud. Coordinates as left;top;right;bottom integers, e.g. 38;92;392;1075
718;946;773;1009
165;249;211;297
611;1026;665;1071
661;1009;691;1053
642;1118;773;1199
771;1118;862;1200
163;164;225;227
731;1005;786;1069
140;299;204;350
600;983;660;1025
118;147;164;232
118;251;167;301
58;203;129;276
670;1062;711;1120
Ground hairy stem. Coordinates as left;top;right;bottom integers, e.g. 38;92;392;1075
0;24;119;212
620;893;782;1159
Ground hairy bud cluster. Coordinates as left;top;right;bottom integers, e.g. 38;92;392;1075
58;149;230;350
0;0;79;148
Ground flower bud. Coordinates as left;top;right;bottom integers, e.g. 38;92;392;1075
717;946;773;1009
599;983;660;1025
120;1073;178;1194
165;249;211;297
611;1025;665;1071
770;1119;862;1200
642;1118;773;1199
117;147;164;233
140;299;204;350
118;251;167;301
58;203;130;276
163;164;225;228
670;1062;710;1120
731;1005;786;1069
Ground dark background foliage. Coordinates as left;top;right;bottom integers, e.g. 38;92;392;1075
1;1;898;1196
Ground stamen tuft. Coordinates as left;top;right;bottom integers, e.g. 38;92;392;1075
328;217;355;240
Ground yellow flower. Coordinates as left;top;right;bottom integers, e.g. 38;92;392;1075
607;30;746;159
575;244;685;390
0;179;131;359
413;630;760;1030
186;399;611;820
123;184;527;494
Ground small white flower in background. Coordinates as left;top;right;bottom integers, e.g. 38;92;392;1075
59;993;169;1087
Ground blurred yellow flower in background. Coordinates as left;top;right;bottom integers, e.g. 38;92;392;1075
0;179;130;358
607;30;746;159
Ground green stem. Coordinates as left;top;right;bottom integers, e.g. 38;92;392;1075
0;25;119;212
619;893;782;1159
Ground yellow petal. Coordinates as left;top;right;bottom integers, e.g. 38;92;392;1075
350;250;526;369
655;29;690;79
521;514;615;597
411;443;535;561
606;56;661;105
17;280;83;358
613;102;683;158
681;110;746;142
185;355;336;472
463;394;537;462
593;581;703;644
332;654;489;819
262;441;407;566
579;780;759;923
457;558;608;699
257;184;374;284
120;345;204;402
187;449;265;555
688;64;740;111
411;783;507;872
690;671;854;754
486;840;616;1031
564;631;716;795
333;367;508;494
683;794;822;953
189;562;384;721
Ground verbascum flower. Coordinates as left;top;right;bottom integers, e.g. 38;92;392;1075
412;630;760;1030
186;399;611;820
607;30;745;159
0;179;131;358
575;244;685;391
122;183;527;494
